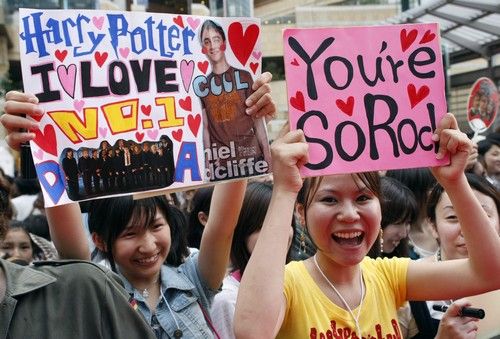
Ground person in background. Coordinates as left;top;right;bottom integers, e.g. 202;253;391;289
377;176;418;258
210;181;294;339
187;187;214;249
398;173;500;338
0;191;158;338
386;168;438;259
478;133;500;190
0;221;40;264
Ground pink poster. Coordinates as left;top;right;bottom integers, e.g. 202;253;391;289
283;23;448;176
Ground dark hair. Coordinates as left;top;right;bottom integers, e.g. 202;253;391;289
199;19;226;43
88;196;189;271
6;220;44;259
369;177;418;258
187;187;214;249
13;177;41;196
380;177;418;229
23;214;51;241
427;173;500;225
386;168;436;229
0;190;8;240
231;182;293;274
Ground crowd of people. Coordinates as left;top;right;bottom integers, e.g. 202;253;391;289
61;137;175;200
1;63;500;338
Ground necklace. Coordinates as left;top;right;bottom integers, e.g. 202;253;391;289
140;279;159;299
313;254;364;337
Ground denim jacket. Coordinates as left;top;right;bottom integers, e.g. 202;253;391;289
122;250;218;339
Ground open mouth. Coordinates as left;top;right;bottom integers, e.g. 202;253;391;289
332;231;364;246
135;253;160;266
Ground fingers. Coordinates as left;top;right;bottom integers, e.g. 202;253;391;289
251;71;272;91
5;91;38;104
246;84;273;117
4;131;36;151
249;93;276;119
0;113;39;132
432;113;471;160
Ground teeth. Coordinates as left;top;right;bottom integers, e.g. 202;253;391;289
137;255;158;264
334;231;362;239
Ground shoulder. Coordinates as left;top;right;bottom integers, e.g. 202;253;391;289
34;260;124;288
233;68;252;80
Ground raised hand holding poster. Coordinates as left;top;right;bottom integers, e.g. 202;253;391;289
19;9;269;207
283;23;447;176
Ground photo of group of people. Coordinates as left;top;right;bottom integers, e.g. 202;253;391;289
60;136;175;201
468;77;499;130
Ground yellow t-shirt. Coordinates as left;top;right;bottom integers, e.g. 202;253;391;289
278;257;410;339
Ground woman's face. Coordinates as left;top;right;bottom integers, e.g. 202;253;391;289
112;211;172;282
1;228;33;263
382;223;410;253
484;144;500;176
304;174;381;266
433;189;499;260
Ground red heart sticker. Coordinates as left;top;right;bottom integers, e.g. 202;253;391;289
419;30;436;44
94;51;108;67
32;125;58;156
249;62;259;74
188;114;201;137
228;22;259;66
179;96;192;111
55;49;68;62
172;129;183;142
291;58;299;66
407;84;430;108
290;91;305;112
135;131;145;142
197;61;209;74
173;15;184;28
336;96;355;116
400;29;418;52
141;105;151;116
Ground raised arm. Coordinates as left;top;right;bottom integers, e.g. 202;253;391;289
46;203;90;259
198;72;276;290
234;127;309;339
407;113;500;300
1;91;90;260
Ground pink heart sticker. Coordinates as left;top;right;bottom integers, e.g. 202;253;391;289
119;47;130;59
74;99;85;112
180;60;195;92
99;127;108;138
92;16;104;30
147;129;159;140
187;17;200;30
57;64;77;98
33;148;44;161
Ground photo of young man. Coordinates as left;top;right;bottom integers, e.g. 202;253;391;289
195;20;271;182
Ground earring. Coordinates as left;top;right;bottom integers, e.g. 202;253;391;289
379;229;384;253
299;229;306;255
